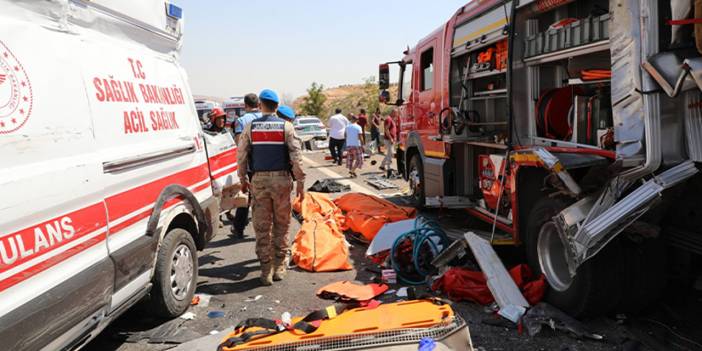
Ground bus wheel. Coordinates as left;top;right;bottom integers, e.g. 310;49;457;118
408;154;425;208
526;197;622;317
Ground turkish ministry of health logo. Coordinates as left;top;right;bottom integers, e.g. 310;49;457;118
0;40;32;134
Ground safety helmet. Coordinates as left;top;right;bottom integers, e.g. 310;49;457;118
208;108;226;123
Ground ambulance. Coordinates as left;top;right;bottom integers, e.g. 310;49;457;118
0;1;239;350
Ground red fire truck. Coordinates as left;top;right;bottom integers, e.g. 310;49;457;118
380;0;702;316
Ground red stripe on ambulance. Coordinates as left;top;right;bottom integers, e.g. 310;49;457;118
0;203;107;275
0;163;213;292
105;163;210;222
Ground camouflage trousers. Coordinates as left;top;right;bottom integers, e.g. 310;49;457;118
250;172;293;264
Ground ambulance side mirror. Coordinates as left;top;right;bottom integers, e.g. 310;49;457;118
379;64;390;90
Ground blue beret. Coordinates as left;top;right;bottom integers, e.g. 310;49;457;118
259;89;279;104
277;105;296;120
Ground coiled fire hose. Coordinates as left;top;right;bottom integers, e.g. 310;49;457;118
390;219;449;285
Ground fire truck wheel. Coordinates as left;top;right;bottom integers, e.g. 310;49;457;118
526;197;622;317
408;154;425;207
151;228;198;318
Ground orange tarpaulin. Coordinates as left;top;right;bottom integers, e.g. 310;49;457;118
292;193;352;272
334;193;417;241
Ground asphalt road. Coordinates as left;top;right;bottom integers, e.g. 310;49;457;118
85;150;662;351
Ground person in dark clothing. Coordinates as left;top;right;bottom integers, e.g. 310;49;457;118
370;108;383;154
357;108;368;146
229;93;261;238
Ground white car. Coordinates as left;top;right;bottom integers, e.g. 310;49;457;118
294;116;328;141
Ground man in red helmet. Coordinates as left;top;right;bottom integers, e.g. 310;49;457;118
206;107;228;134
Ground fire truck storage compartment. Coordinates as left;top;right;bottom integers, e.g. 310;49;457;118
518;0;613;150
450;40;509;140
523;0;609;59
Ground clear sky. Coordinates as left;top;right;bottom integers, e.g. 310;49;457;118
174;0;468;99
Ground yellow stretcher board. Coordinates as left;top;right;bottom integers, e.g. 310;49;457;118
220;300;473;351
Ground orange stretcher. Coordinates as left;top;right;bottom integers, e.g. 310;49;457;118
218;299;472;351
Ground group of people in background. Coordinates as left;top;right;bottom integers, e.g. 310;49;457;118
326;107;398;177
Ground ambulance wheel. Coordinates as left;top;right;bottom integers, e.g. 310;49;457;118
408;154;425;208
151;228;198;318
526;197;621;317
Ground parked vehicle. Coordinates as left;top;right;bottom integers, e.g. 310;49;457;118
294;116;328;141
222;96;245;128
195;99;220;124
380;0;702;317
0;1;239;350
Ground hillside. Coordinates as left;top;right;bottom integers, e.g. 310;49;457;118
294;82;399;120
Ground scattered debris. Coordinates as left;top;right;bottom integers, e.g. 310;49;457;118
308;179;351;193
366;176;399;190
180;312;196;320
497;304;527;324
465;232;529;309
522;303;603;340
275;300;280;304
122;318;201;344
207;311;225;319
209;330;219;335
239;306;247;312
191;296;200;306
193;294;212;308
317;281;389;302
366;218;423;256
396;287;409;298
382;269;397;284
431;237;469;268
245;295;263;302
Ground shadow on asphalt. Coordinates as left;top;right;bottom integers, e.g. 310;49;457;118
199;258;260;281
195;278;263;295
206;236;255;249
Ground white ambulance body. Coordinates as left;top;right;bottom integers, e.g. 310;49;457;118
0;1;238;350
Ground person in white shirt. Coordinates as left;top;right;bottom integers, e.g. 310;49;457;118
344;115;364;178
327;108;349;165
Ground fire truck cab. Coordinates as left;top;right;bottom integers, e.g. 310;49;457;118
381;0;702;316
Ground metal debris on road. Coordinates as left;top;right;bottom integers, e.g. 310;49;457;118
180;312;196;320
522;303;603;340
465;232;529;309
497;304;527;324
366;176;399;190
245;295;263;302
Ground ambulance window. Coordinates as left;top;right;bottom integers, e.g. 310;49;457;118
421;48;434;91
400;62;413;103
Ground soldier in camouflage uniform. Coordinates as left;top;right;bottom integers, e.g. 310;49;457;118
237;89;305;286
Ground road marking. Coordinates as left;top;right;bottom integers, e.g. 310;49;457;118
301;155;377;195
